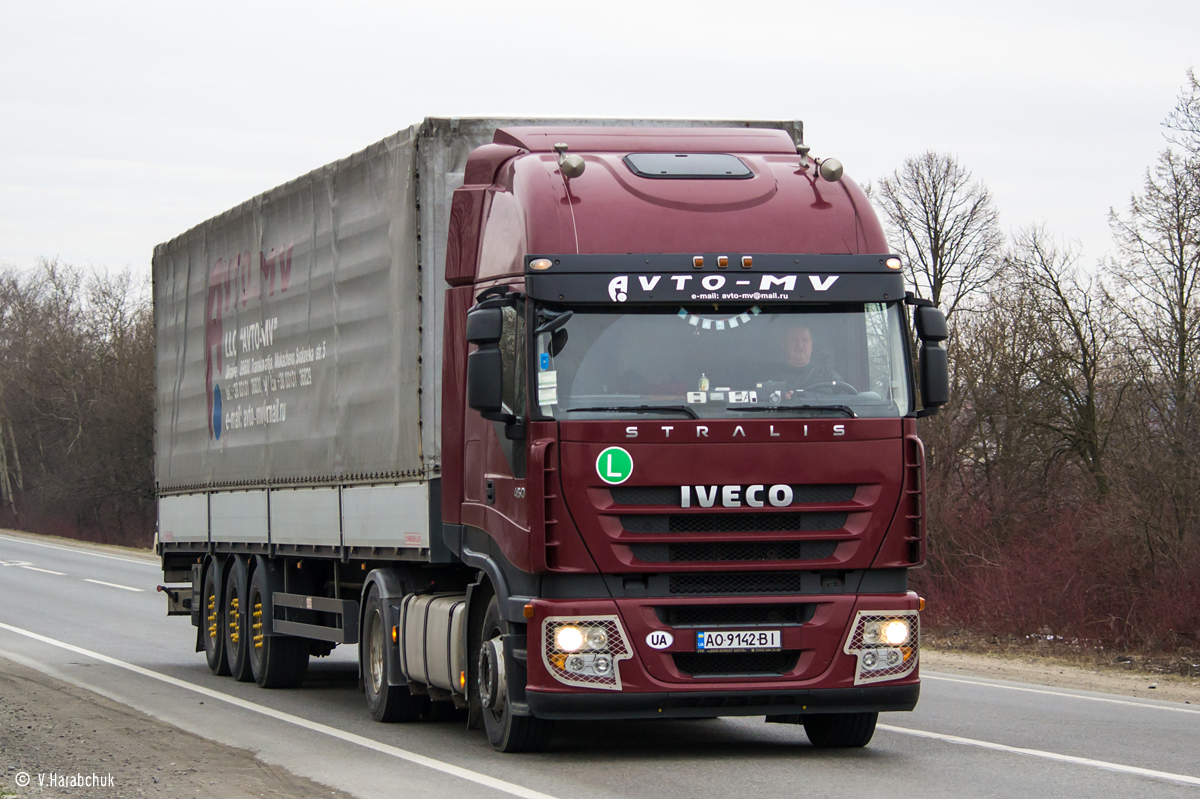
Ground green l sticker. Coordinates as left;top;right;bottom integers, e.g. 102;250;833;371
596;446;633;485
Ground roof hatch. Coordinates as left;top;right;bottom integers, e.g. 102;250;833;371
622;152;753;180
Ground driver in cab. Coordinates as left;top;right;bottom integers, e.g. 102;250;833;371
777;322;840;398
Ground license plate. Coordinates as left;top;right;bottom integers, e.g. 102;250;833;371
695;629;781;652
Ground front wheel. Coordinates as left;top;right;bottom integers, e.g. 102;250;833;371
802;712;878;748
479;596;551;752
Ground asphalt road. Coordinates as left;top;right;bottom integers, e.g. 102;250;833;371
2;531;1199;799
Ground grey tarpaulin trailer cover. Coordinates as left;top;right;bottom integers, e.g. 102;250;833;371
153;117;804;555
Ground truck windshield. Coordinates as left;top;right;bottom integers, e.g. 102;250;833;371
533;302;912;420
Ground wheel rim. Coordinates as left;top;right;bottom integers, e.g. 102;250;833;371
249;585;264;671
205;574;219;651
479;632;507;719
369;612;385;694
227;586;241;651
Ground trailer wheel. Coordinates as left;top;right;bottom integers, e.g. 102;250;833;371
363;590;427;722
802;712;878;748
201;560;231;676
248;565;308;688
479;596;551;752
224;557;254;682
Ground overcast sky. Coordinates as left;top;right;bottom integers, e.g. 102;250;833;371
1;0;1196;277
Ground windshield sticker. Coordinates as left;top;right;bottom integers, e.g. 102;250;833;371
538;387;558;406
538;371;557;389
540;352;550;370
687;391;707;404
678;305;761;331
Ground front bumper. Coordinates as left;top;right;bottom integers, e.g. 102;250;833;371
523;592;921;719
527;682;919;720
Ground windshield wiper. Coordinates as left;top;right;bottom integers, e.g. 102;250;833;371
566;405;700;419
731;404;857;418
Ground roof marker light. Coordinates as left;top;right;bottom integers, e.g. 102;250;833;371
717;255;729;268
886;257;902;270
692;256;704;269
741;256;753;268
530;258;553;271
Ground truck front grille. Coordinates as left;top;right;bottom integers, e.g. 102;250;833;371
655;603;816;627
630;540;838;563
611;484;855;506
673;650;800;677
621;512;846;534
668;572;808;595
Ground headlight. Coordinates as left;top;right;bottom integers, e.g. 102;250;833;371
844;610;920;686
556;626;585;652
543;615;633;690
882;619;910;645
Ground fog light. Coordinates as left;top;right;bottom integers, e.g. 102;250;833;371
556;626;585;652
862;651;878;668
567;654;586;672
885;648;902;666
594;655;612;674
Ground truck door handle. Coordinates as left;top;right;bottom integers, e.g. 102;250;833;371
486;480;495;504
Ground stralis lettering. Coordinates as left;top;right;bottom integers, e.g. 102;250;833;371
681;484;794;508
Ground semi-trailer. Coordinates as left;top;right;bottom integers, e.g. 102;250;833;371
154;117;949;752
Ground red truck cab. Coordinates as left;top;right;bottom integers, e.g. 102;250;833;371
439;126;948;750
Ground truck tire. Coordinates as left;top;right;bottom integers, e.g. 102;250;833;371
802;712;878;748
248;565;308;689
479;596;551;752
223;557;254;682
363;590;427;722
202;560;231;676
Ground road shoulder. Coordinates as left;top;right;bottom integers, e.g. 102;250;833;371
0;657;355;799
923;647;1200;705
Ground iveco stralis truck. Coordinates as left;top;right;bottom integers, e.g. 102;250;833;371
154;117;949;752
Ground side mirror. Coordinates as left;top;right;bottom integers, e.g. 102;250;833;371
918;344;949;416
914;305;948;343
465;302;516;423
466;307;504;344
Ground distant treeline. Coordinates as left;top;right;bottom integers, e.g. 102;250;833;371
0;262;153;546
883;72;1200;653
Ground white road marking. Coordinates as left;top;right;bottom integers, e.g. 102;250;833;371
0;533;156;566
924;673;1200;715
878;724;1200;787
18;566;66;576
0;622;562;799
83;579;144;592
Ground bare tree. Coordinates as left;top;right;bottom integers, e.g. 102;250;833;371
1165;68;1200;156
1008;226;1129;496
1107;148;1200;546
875;151;1005;318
